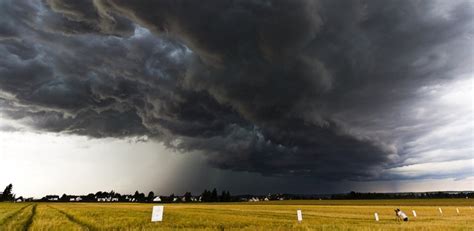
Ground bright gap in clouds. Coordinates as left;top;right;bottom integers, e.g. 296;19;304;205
384;76;474;181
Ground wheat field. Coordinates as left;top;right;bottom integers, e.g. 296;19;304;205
0;199;472;230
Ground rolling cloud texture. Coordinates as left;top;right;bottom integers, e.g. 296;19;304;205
0;0;473;181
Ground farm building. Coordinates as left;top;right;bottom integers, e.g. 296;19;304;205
248;197;260;202
45;195;59;201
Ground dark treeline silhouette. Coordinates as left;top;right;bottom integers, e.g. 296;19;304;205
200;188;232;202
1;183;472;203
329;191;474;200
37;188;234;203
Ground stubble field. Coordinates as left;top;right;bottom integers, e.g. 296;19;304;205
0;199;472;230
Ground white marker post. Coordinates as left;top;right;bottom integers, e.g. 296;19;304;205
456;208;460;215
374;213;379;221
151;205;164;222
296;210;303;223
412;210;417;217
438;207;443;215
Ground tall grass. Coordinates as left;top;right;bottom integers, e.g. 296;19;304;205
0;199;472;230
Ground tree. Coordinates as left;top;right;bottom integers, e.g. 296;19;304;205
220;191;231;202
60;193;68;202
211;188;218;202
183;192;192;202
133;191;145;202
83;193;95;202
220;191;226;202
95;191;105;198
201;190;210;202
1;184;14;201
147;191;155;202
227;191;232;201
167;193;175;203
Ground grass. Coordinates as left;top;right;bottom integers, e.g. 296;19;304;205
0;199;472;230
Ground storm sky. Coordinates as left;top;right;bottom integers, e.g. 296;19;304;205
0;0;473;197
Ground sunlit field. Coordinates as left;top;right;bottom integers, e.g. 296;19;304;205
0;199;472;230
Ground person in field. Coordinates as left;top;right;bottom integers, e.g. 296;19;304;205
395;208;408;222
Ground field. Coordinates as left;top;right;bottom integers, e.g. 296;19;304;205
0;199;473;230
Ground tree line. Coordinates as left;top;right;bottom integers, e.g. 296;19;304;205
2;183;473;202
1;184;235;203
329;191;474;200
38;188;234;203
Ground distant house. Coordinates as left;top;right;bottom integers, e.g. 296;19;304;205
248;197;260;202
16;198;23;203
173;197;178;202
97;198;107;202
45;195;60;201
264;197;269;201
75;197;82;202
111;198;119;202
153;196;161;202
69;198;75;202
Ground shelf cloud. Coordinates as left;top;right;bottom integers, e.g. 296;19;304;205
0;0;472;182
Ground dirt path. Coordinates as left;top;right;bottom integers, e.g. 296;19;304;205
0;204;31;226
22;204;37;231
47;205;96;231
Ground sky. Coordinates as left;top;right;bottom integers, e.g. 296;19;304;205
0;0;473;198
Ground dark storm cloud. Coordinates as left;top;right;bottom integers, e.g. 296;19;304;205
0;0;472;181
44;0;135;35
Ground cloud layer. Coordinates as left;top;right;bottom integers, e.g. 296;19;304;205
0;0;473;181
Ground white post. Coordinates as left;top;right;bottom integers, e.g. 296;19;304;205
412;210;417;217
456;208;460;214
438;207;443;215
297;210;303;223
374;213;379;221
151;205;164;222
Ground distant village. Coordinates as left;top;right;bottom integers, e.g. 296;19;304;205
37;190;286;203
1;184;472;203
1;184;286;203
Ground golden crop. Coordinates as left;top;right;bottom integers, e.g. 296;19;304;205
0;199;472;230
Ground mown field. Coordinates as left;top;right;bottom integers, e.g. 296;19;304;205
0;199;472;230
